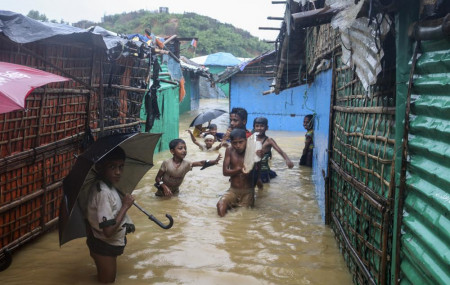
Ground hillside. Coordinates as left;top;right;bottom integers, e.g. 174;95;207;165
74;10;272;58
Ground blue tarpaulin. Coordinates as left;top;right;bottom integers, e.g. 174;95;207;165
191;52;241;66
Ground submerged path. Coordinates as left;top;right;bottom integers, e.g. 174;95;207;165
1;99;352;284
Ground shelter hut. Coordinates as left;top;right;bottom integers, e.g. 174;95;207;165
137;35;213;152
0;11;160;266
191;52;242;98
179;55;211;114
212;50;313;131
270;0;450;284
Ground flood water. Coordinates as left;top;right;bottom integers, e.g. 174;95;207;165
1;99;352;284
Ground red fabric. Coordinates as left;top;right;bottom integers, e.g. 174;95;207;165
179;77;186;102
0;62;69;113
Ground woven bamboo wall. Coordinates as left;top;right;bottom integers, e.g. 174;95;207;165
329;50;396;285
306;24;340;74
0;38;149;253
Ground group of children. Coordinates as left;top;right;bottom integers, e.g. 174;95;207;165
85;107;314;282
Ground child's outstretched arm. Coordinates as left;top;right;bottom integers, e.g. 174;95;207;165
186;129;203;148
155;169;174;197
191;154;222;168
269;138;294;169
213;141;225;151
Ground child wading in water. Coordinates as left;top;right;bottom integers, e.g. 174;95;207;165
201;123;224;142
300;114;314;167
155;139;221;197
86;146;135;283
222;107;252;143
253;117;294;188
187;129;223;151
217;129;255;217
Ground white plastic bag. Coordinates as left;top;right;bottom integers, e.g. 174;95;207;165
243;133;261;173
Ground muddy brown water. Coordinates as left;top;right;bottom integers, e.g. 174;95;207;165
1;99;352;284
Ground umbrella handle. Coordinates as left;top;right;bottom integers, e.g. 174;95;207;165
132;201;174;230
117;190;174;230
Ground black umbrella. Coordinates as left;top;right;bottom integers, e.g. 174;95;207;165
58;132;173;246
189;109;227;127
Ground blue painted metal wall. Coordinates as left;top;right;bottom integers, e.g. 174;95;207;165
230;70;333;220
229;76;313;131
310;69;332;220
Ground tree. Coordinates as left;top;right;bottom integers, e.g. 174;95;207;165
27;10;48;22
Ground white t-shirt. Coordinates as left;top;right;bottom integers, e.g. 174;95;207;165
87;181;132;246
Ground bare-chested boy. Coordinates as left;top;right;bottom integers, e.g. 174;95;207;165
216;129;254;217
253;117;294;188
155;139;221;197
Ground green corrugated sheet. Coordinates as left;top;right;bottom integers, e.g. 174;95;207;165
179;72;191;114
140;64;180;152
399;38;450;285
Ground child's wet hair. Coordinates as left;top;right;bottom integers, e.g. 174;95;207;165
208;124;217;130
99;146;126;164
253;117;268;127
230;107;248;122
305;114;314;129
169;139;186;150
230;128;246;140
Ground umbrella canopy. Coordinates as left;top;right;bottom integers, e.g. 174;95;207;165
0;62;70;113
189;109;227;127
58;132;162;246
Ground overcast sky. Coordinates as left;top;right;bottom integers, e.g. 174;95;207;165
1;0;286;40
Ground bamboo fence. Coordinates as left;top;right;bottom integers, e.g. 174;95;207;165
0;37;149;254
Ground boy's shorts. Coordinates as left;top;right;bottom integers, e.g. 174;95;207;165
219;187;255;208
154;184;179;196
86;234;126;257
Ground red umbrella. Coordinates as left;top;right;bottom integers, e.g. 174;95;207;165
0;62;70;113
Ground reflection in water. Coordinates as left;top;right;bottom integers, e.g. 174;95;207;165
1;99;351;284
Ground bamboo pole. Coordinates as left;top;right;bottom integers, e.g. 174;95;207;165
332;213;377;285
330;159;387;211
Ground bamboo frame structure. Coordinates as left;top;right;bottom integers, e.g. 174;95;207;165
0;36;150;256
327;42;396;285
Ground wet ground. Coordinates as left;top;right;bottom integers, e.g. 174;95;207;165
1;99;352;284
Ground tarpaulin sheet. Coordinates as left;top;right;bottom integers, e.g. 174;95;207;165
0;10;143;51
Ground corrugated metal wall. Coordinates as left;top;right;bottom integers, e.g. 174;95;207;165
179;72;192;114
140;65;180;153
179;72;200;114
399;38;450;285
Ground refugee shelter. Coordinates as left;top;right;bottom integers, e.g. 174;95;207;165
179;55;212;114
0;11;156;266
138;36;213;151
191;52;241;98
271;0;450;284
213;50;321;132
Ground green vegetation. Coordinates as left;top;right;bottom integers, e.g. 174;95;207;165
27;10;69;24
26;9;272;58
91;10;272;58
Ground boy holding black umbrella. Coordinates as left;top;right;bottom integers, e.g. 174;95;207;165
86;147;135;283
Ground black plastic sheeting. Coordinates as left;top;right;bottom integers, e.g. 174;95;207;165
0;10;146;53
